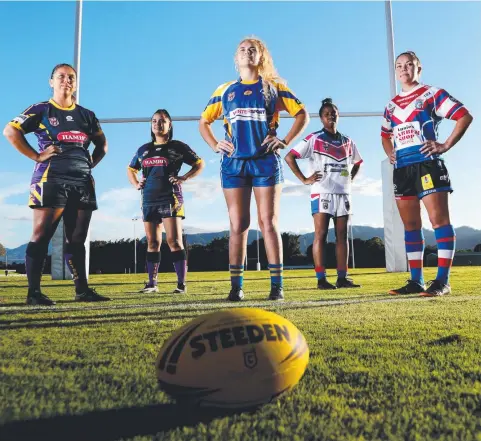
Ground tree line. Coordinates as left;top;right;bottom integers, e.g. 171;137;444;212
2;236;480;274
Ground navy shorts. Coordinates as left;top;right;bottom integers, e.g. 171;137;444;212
221;153;284;189
29;178;97;210
142;199;185;223
394;159;453;200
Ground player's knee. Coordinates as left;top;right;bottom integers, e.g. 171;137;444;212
258;215;277;233
167;238;182;251
314;230;328;243
230;218;250;235
148;239;161;250
335;229;348;242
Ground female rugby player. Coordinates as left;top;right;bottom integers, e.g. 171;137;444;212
3;63;110;305
127;109;204;294
381;51;473;297
285;98;363;290
199;37;309;301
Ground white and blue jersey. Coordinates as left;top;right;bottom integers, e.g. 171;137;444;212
381;84;468;169
201;77;304;159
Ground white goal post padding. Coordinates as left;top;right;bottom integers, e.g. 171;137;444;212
381;158;408;272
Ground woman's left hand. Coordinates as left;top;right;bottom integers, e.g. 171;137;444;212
169;175;187;185
420;140;449;156
262;135;286;153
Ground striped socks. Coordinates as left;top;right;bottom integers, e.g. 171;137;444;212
435;225;455;284
268;263;283;288
405;229;425;284
229;264;244;289
315;266;326;280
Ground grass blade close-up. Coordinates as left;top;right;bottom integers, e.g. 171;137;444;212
1;267;481;441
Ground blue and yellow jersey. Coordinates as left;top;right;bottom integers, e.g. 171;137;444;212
201;77;304;159
8;99;103;185
128;140;202;206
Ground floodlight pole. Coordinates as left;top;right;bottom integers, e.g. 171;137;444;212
51;0;84;280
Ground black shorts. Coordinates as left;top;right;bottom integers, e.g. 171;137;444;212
142;201;185;223
393;159;453;200
29;179;97;210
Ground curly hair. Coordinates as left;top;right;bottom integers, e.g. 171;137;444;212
235;37;286;104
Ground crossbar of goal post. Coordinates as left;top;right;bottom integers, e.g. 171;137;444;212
51;0;406;280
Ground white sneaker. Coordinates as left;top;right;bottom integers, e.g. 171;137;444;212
173;283;186;294
139;283;159;293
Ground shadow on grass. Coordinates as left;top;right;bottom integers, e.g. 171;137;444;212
0;311;199;331
0;402;245;441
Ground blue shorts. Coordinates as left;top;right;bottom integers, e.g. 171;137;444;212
221;154;284;189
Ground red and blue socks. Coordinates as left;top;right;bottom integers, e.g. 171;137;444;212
435;225;455;285
315;266;326;279
405;229;425;285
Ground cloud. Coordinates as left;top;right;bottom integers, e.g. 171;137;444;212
0;172;30;202
183;177;222;201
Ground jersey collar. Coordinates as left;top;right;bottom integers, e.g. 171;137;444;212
399;83;424;97
49;98;76;111
238;75;261;85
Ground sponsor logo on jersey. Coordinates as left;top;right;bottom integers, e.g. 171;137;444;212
66;116;74;122
244;90;252;96
48;117;59;126
12;115;28;125
142;156;169;167
415;99;424;109
229;107;267;123
228;92;235;102
57;131;88;143
421;174;434;190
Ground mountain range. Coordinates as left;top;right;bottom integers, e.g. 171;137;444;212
3;226;480;262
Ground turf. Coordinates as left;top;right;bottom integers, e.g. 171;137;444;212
1;267;480;441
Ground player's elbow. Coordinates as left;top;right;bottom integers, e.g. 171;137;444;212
3;124;17;140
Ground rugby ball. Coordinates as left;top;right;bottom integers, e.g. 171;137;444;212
156;308;309;408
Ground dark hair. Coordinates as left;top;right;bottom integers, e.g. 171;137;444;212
151;109;173;142
319;98;339;118
50;63;77;79
395;51;421;66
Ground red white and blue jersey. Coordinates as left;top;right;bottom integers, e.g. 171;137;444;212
290;129;362;195
201;77;304;159
381;84;468;169
8;99;103;185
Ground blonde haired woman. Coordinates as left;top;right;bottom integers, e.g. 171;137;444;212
199;37;309;301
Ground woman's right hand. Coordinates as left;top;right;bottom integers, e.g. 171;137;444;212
36;145;62;162
303;172;323;185
389;149;396;165
214;140;234;156
136;177;146;190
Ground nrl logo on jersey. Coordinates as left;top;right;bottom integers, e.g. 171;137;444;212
244;90;252;96
49;117;59;126
414;99;424;110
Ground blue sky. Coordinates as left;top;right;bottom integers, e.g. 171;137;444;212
1;1;480;248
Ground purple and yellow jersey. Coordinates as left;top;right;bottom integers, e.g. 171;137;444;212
381;84;468;168
128;140;202;206
201;77;304;159
8;99;103;185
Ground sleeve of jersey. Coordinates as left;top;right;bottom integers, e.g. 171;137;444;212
351;141;363;165
8;103;44;134
128;151;141;172
200;82;231;124
181;143;203;166
289;133;314;159
91;112;104;137
276;83;305;116
380;107;393;139
433;88;468;120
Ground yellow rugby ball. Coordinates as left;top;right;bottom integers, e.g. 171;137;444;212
155;308;309;408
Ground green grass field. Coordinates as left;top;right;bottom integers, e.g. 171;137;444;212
1;267;481;441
